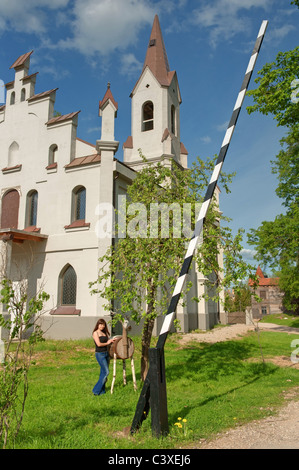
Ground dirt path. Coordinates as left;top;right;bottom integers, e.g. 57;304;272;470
178;321;299;345
179;322;299;449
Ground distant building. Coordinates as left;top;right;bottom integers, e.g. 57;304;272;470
0;16;224;340
249;266;284;318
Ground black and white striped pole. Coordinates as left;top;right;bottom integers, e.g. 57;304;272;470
130;20;268;437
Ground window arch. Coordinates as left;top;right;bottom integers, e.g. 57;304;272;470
72;186;86;222
48;144;58;166
8;141;19;167
21;88;26;102
10;91;15;105
1;189;19;229
59;265;77;306
171;105;176;135
26;190;38;227
142;101;154;131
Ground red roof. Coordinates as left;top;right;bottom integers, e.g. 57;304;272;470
123;136;133;149
143;15;170;86
46;111;80;126
180;142;188;155
99;84;118;112
249;266;279;286
131;15;181;100
28;88;58;103
10;51;33;69
64;154;101;168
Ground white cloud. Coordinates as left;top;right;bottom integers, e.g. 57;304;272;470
87;126;101;134
190;0;271;47
241;248;256;261
56;0;155;56
0;0;70;34
120;53;143;78
216;121;229;132
200;135;211;144
265;24;296;44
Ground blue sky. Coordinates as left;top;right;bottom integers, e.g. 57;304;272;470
0;0;298;266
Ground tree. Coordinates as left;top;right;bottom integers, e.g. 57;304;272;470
246;1;299;313
0;253;49;448
224;284;252;313
90;154;253;380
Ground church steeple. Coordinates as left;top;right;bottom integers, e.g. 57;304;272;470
123;14;187;170
143;14;171;86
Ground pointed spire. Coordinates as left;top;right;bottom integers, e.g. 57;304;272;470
99;82;118;116
256;266;265;279
143;14;171;86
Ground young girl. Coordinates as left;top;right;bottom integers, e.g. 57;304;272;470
92;319;116;396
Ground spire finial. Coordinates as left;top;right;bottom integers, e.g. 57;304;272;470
107;81;111;89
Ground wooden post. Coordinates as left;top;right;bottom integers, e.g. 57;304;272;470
111;352;117;394
123;360;127;385
131;357;137;391
148;347;169;437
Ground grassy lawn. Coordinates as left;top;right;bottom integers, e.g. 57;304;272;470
260;313;299;328
8;328;299;449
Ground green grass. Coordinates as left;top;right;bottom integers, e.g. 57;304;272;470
7;329;299;449
260;313;299;328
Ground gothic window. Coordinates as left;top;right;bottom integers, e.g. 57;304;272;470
72;186;86;221
59;265;77;306
1;189;19;229
48;144;58;166
8;141;19;167
10;92;15;105
142;101;154;131
171;105;176;135
26;190;38;227
21;88;26;102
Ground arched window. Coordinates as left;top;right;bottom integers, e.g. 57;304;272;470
26;190;38;227
171;105;176;135
72;186;86;221
48;144;58;166
21;88;26;102
142;101;154;131
8;141;19;167
1;189;20;229
59;265;77;306
10;91;15;105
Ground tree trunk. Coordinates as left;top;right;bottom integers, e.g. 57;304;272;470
140;309;155;381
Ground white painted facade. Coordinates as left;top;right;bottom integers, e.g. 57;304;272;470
0;17;224;340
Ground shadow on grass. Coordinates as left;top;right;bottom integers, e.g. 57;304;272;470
165;338;277;423
166;338;261;381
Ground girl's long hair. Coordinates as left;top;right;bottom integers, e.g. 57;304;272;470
93;318;110;336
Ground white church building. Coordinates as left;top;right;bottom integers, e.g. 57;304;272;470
0;15;223;340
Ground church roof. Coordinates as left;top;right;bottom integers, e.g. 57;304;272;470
131;15;180;98
99;83;118;112
10;51;33;70
249;266;279;287
143;14;171;86
46;111;80;126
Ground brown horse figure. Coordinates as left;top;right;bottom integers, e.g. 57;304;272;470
109;318;137;393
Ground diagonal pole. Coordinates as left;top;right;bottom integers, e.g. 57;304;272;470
130;20;268;435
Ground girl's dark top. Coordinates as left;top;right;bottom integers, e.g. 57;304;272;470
94;335;108;353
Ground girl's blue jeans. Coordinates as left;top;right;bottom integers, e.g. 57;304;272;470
93;351;110;395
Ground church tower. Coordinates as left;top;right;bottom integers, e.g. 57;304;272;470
123;15;188;170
